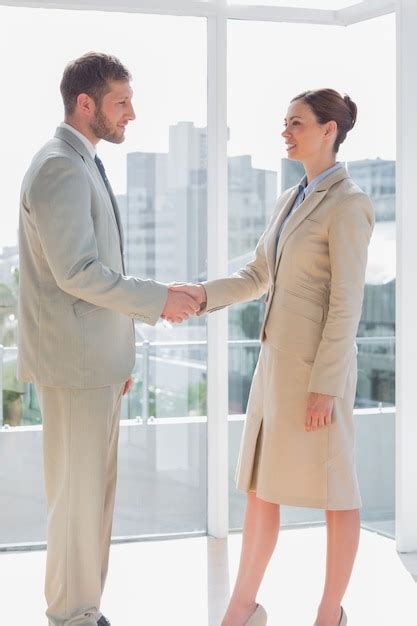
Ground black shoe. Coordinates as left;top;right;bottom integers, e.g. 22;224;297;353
97;616;111;626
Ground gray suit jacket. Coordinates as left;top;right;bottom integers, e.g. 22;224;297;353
18;126;168;388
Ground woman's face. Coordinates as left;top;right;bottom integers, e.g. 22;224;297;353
282;99;335;162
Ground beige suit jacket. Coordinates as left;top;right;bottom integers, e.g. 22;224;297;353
18;126;168;388
202;166;375;399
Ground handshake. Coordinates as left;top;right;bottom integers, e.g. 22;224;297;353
161;283;207;324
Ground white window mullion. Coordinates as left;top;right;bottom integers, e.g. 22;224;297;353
226;4;338;25
0;346;3;427
337;0;396;26
396;0;417;554
207;9;229;539
0;0;218;17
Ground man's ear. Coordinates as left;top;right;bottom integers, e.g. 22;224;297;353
76;92;94;117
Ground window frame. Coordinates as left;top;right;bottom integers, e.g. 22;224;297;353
2;0;413;556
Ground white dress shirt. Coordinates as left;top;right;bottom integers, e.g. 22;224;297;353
59;122;96;160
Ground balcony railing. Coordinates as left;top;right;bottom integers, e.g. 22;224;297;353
0;336;395;545
0;335;395;427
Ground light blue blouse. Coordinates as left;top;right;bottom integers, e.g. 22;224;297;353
277;162;344;245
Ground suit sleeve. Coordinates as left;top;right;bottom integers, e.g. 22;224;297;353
28;156;168;325
199;203;283;314
308;193;375;398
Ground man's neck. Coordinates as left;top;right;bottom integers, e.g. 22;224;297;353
64;118;99;146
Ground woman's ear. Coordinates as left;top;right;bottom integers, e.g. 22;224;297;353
325;120;337;136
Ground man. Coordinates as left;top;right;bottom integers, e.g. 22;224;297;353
18;52;199;626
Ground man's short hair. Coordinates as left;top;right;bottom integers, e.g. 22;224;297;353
60;52;131;116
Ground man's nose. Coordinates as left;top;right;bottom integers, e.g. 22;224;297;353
128;103;136;121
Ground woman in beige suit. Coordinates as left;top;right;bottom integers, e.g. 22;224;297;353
170;89;374;626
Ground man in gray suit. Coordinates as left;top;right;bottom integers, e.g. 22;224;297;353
18;52;199;626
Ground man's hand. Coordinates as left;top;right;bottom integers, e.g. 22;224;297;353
122;375;134;396
305;392;335;432
161;286;201;324
168;283;207;310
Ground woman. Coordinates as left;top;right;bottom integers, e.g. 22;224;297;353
170;89;374;626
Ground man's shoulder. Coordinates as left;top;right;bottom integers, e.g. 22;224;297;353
22;136;89;201
26;136;86;181
33;135;81;166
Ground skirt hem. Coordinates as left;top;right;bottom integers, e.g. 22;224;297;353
237;484;362;511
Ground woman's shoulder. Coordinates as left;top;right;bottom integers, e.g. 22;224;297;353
335;175;369;200
331;177;375;225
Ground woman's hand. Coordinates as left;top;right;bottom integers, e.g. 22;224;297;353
168;283;207;309
305;392;335;432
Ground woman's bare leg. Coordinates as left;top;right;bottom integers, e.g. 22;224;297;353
222;492;280;626
314;509;360;626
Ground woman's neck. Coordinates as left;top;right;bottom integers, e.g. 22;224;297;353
304;156;337;185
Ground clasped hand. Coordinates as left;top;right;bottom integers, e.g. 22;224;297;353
161;283;207;324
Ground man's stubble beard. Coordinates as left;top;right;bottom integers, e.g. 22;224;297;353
89;106;125;144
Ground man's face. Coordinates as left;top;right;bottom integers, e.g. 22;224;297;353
89;80;136;144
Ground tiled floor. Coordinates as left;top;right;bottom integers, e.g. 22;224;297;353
1;527;416;625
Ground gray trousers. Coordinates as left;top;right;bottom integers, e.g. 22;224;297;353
36;383;124;626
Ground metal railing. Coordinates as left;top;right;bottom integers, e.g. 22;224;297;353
0;335;395;427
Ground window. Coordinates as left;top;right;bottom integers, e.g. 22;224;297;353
0;5;207;544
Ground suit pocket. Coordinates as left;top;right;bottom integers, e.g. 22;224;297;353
281;289;324;324
264;292;324;362
73;299;103;317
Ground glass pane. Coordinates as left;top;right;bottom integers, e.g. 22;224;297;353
1;350;41;427
228;14;396;532
228;0;361;8
0;6;207;545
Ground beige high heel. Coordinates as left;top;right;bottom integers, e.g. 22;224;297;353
245;604;267;626
339;606;347;626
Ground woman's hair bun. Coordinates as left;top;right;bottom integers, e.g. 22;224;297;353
343;94;357;130
291;88;357;153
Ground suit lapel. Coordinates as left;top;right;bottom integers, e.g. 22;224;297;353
54;127;124;254
90;165;125;271
265;188;298;276
87;159;122;238
105;183;125;254
273;166;349;273
274;188;328;272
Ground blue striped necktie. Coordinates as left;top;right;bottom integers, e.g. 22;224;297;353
94;155;112;196
94;155;124;258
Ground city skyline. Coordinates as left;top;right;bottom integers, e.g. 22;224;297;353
0;118;395;274
0;114;396;440
0;6;395;246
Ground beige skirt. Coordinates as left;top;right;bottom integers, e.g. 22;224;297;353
235;340;361;510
